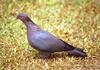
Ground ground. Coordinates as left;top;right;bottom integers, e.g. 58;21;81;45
0;0;100;70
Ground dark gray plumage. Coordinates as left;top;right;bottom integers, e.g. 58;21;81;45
17;13;87;58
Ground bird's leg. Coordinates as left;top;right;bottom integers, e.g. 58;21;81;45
39;51;52;59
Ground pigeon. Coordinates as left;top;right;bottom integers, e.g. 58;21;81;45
17;13;87;58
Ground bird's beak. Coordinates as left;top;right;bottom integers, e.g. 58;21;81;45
16;16;19;19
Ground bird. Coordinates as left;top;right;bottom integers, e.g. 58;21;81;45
17;13;87;58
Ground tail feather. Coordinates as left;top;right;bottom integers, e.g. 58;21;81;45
67;48;87;57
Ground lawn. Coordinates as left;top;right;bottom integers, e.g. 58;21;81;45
0;0;100;70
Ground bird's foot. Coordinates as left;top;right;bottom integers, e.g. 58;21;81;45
39;51;52;59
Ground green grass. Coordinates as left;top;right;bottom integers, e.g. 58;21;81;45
0;0;100;70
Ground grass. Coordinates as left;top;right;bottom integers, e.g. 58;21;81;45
0;0;100;70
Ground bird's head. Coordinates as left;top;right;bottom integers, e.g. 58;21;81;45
17;13;31;22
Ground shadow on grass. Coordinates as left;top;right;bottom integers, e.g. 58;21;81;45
33;52;87;60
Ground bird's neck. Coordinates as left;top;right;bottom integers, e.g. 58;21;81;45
22;20;34;26
23;21;41;32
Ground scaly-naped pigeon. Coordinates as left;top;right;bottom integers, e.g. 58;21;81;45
17;13;87;58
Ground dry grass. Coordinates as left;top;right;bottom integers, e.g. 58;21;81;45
0;0;100;70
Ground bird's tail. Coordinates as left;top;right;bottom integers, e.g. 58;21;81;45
67;48;87;57
59;39;87;57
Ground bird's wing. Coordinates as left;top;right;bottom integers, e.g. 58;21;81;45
58;39;75;51
30;30;66;52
